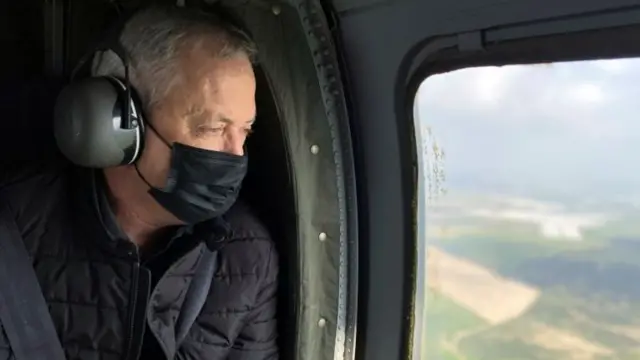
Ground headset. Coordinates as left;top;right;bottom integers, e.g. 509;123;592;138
53;10;145;169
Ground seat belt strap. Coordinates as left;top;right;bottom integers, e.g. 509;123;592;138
0;201;66;360
175;247;217;347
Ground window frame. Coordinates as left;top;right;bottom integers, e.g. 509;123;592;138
405;10;640;360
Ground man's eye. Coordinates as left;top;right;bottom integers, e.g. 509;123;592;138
195;126;224;137
244;128;254;135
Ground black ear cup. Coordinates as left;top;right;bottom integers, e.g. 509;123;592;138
54;6;144;169
53;76;144;168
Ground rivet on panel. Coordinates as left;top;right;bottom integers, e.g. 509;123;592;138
319;232;327;242
318;318;327;327
310;145;320;154
272;5;281;15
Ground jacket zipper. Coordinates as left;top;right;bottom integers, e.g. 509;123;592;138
124;246;141;360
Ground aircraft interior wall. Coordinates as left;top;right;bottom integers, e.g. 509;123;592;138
0;1;61;166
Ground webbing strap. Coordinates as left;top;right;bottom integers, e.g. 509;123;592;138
175;248;217;347
0;202;66;360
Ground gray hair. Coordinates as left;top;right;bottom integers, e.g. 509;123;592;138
91;6;257;111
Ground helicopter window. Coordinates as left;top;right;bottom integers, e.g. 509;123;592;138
414;58;640;360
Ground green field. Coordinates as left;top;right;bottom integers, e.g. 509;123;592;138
420;196;640;360
422;293;485;360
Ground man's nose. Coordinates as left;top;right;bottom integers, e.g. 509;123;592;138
223;130;246;156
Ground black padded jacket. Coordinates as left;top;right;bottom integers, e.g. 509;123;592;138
0;161;279;360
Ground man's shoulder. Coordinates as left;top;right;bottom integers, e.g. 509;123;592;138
0;158;74;215
0;157;71;191
217;200;278;275
223;200;273;244
191;201;279;354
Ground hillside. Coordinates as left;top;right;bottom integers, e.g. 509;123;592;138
422;192;640;360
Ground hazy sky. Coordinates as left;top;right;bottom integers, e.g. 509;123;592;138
415;58;640;200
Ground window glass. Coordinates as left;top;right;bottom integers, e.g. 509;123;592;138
414;59;640;360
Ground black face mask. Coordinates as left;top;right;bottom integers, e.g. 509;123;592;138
135;125;248;224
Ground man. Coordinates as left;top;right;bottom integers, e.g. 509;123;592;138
0;5;278;360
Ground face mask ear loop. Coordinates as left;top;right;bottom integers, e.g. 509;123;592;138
133;121;174;191
134;163;155;190
145;121;173;149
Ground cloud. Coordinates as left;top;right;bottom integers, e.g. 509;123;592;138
566;83;605;104
592;58;634;74
415;58;640;200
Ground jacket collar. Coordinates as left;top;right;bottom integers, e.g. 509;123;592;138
71;166;230;256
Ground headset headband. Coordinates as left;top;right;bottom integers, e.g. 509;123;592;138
70;9;139;130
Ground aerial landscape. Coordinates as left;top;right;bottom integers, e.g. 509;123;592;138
423;192;640;360
416;59;640;359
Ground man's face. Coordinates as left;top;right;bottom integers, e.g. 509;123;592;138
136;49;256;189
